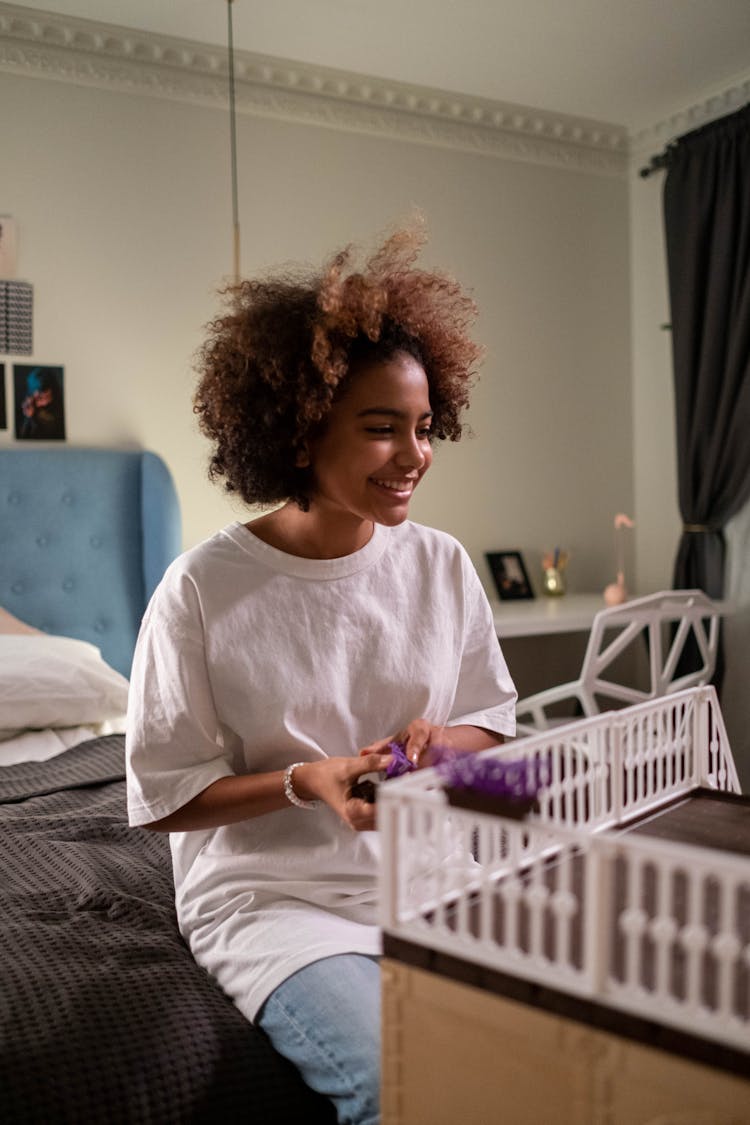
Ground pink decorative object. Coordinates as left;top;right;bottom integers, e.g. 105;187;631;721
604;575;627;605
603;513;634;605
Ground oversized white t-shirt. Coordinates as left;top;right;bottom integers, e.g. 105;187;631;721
126;519;516;1020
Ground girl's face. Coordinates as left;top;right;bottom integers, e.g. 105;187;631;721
306;351;433;529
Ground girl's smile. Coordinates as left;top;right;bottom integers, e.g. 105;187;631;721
307;351;433;531
247;350;433;560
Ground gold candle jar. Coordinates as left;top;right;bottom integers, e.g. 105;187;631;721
543;566;566;596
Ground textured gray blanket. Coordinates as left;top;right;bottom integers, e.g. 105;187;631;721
0;736;335;1124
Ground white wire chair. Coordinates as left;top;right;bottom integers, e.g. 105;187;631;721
515;589;721;735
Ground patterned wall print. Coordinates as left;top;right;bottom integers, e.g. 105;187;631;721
0;282;33;355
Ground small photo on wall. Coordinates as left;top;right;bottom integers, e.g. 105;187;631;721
0;364;6;430
13;365;66;441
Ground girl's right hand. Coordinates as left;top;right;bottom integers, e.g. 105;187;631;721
291;753;392;831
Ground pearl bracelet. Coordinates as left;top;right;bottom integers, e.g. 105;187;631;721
283;762;319;810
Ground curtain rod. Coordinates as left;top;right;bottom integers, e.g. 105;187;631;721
639;149;671;178
639;100;750;178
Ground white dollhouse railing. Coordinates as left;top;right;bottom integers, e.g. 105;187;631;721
378;686;749;1055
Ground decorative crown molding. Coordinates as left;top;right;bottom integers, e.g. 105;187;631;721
629;69;750;159
0;3;629;176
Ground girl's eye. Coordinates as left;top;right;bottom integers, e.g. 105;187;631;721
364;425;432;438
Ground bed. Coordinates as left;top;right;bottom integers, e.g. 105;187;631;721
0;448;336;1124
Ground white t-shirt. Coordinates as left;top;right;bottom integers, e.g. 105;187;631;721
126;519;516;1020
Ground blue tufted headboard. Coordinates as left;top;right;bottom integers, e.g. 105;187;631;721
0;448;182;677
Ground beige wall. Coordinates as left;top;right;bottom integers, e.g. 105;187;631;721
629;163;679;593
1;44;747;779
0;67;632;602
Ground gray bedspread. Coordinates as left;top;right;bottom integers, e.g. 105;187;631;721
0;736;336;1124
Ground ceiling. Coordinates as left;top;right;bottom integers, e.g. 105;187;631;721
7;0;750;131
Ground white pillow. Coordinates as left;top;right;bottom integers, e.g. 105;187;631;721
0;635;129;731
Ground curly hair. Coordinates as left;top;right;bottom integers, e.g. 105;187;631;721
193;224;484;510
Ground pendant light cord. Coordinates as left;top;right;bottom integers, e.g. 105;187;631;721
227;0;240;280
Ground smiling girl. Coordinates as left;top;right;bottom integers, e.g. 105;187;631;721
125;226;516;1125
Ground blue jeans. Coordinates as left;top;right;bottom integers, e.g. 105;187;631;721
256;953;380;1125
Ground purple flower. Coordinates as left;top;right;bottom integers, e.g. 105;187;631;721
384;741;415;779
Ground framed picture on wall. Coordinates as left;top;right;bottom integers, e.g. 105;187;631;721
13;365;66;441
486;550;535;601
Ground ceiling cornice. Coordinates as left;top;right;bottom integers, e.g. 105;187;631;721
5;5;746;175
0;3;629;176
629;69;750;158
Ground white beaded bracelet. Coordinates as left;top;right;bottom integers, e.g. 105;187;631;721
283;762;319;810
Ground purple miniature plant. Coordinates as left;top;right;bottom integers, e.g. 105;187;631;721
434;753;550;801
382;742;551;805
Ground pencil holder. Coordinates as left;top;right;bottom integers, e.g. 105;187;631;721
541;548;569;596
542;566;566;596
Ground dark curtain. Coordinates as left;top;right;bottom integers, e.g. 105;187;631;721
664;103;750;600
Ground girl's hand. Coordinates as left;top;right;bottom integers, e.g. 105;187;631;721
360;719;440;770
291;753;392;831
360;721;503;772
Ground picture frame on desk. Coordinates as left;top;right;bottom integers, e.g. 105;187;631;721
486;550;535;601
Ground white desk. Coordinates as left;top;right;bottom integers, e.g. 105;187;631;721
491;593;605;639
492;592;735;639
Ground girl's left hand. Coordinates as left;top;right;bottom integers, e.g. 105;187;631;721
360;719;440;769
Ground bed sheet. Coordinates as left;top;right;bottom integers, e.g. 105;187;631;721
0;735;336;1124
0;719;125;765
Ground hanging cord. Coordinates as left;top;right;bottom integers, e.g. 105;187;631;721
227;0;241;280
